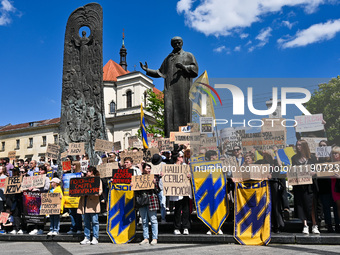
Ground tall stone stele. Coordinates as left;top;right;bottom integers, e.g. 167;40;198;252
59;3;107;166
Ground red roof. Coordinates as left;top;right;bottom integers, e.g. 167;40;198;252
0;118;60;132
103;60;129;82
153;87;164;99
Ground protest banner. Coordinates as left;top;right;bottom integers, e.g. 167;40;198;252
62;172;81;208
112;169;133;184
68;142;85;156
97;162;119;178
200;117;214;134
316;146;332;158
150;163;162;175
69;177;100;196
0;212;9;224
128;136;141;148
4;176;22;194
120;151;143;164
143;147;160;162
287;165;312;185
147;133;154;145
241;131;286;153
21;174;46;190
40;193;62;215
23;191;45;224
62;160;72;171
158;138;174;151
179;125;191;132
316;162;340;177
295;113;324;132
301;137;326;154
162;164;191;196
80;160;88;172
200;136;218;152
94;139;114;152
174;132;201;145
131;174;155;191
218;128;243;151
60;151;68;159
113;141;121;151
261;118;286;132
0;178;6;190
232;164;270;181
46;143;60;160
8;151;16;161
149;137;161;148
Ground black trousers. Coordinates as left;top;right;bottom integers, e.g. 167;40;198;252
174;197;190;230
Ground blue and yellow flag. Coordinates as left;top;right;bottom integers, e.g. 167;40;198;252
191;161;228;234
107;183;135;244
234;180;271;245
277;147;296;166
140;103;149;149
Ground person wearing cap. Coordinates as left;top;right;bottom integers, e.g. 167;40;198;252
152;154;166;222
47;178;64;236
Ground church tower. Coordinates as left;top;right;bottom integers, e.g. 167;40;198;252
119;29;127;71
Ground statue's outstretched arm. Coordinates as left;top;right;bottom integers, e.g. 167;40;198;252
140;61;162;78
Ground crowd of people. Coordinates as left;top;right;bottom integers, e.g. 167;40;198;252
0;139;339;245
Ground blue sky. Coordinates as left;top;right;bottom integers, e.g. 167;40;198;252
1;0;340;143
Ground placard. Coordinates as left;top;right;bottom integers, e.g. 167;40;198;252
316;162;340;177
131;174;155;190
120;151;143;164
316;146;332;158
112;168;133;184
0;178;6;189
295;114;324;132
8;151;16;161
158;138;174;151
287;165;312;185
60;151;68;159
218;128;243;151
242;131;286;153
128;136;140;148
21;174;46;190
62;172;81;208
174;132;201;145
68;142;85;156
46;143;60;160
301;137;326;154
200;136;218;151
149;137;161;148
200;117;214;133
94;139;114;152
162;164;191;196
62;160;72;171
113;141;121;151
150;163;162;175
222;157;238;167
143;148;160;162
0;212;9;224
40;193;61;215
80;160;88;172
97;162;119;178
69;177;100;196
23;191;45;224
4;176;22;194
232;164;270;181
187;123;200;132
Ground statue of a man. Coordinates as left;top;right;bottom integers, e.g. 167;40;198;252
140;36;198;138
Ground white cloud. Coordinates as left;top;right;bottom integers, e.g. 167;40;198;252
234;45;241;51
0;0;16;26
278;19;340;48
176;0;325;36
256;27;272;42
240;33;249;39
213;45;226;52
282;20;296;29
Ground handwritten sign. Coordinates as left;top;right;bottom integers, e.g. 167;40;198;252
68;142;85;156
162;165;191;196
40;193;61;215
112;169;133;184
0;212;9;224
8;151;16;161
158;138;174;151
4;176;22;194
120;151;143;164
295;113;324;132
97;162;119;178
287;165;312;185
21;174;46;190
173;132;201;145
113;141;121;151
128;136;140;148
46;143;60;160
69;177;100;196
242;131;286;153
150;163;162;175
301;137;326;154
0;178;6;189
131;174;155;191
60;151;68;159
200;136;217;151
80;160;88;172
316;162;340;177
218;128;243;151
62;160;72;171
94;139;114;152
316;146;332;158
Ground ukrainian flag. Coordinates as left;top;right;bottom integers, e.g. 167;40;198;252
141;103;149;149
277;147;296;166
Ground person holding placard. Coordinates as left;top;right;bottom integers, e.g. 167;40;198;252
47;178;64;236
292;140;319;235
78;166;102;245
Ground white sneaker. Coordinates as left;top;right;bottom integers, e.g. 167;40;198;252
80;237;91;245
47;231;54;236
139;239;149;245
173;229;181;235
17;230;24;235
29;229;38;235
52;232;59;236
9;230;17;235
312;225;320;234
67;230;76;235
183;229;189;235
37;229;44;235
302;225;309;235
218;229;223;235
90;237;98;245
206;230;212;235
150;239;157;245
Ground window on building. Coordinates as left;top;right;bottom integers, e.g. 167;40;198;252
28;138;33;148
42;136;46;147
109;101;116;114
126;90;132;108
54;134;58;144
144;91;147;107
1;142;4;151
15;139;20;150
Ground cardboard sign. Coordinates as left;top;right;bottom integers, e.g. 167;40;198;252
150;163;162;175
316;146;332;158
316;162;340;177
200;117;214;134
218;128;244;151
301;137;326;154
80;160;88;172
200;136;218;151
0;212;9;224
162;164;191;196
173;132;201;145
287;165;312;185
158;138;174;151
242;131;286;153
94;139;114;152
97;162;119;178
21;174;46;190
40;193;61;215
131;174;155;190
261;118;286;132
113;141;121;151
112;169;133;184
232;164;270;181
60;151;68;159
128;136;140;148
149;137;161;148
62;160;72;171
143;148;160;162
120;151;143;164
46;143;60;160
4;176;22;194
68;142;85;156
295;114;324;132
69;177;100;196
222;157;238;167
8;151;16;161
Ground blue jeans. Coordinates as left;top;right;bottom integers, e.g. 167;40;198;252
69;208;82;231
139;206;158;239
83;213;99;239
50;215;60;233
158;191;166;221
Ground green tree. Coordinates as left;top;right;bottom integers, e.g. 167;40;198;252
305;77;340;145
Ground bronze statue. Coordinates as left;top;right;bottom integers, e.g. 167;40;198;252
140;36;198;137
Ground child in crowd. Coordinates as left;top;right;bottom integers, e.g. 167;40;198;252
47;178;64;236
